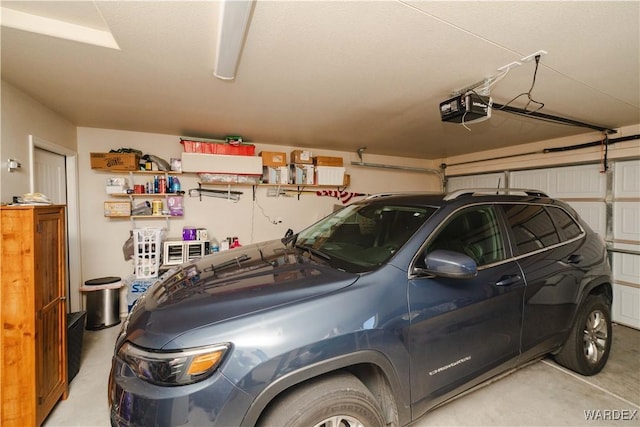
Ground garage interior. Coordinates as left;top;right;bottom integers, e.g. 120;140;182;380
1;1;639;426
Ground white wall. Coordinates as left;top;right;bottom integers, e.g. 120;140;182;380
0;80;77;203
77;127;442;294
0;80;83;311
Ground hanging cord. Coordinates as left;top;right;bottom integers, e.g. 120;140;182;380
497;55;545;113
600;133;609;173
253;193;281;225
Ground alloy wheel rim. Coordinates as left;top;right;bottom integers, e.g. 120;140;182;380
583;309;608;365
313;415;365;427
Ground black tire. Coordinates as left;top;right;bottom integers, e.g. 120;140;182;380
554;294;612;376
258;372;386;427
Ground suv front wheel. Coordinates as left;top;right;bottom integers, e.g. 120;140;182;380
258;372;387;427
554;294;612;376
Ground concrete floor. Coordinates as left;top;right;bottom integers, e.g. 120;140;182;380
44;323;640;427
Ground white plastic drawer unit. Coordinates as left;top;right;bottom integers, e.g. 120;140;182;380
163;240;208;265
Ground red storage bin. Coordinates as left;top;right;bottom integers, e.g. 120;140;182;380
180;139;255;156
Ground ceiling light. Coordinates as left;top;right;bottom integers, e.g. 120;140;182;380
214;0;255;80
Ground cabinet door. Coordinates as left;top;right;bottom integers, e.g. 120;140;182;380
34;209;67;425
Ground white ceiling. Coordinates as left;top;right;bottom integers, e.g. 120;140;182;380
1;1;639;160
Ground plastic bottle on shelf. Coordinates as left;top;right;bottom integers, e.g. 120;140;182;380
172;177;181;193
230;237;241;249
211;238;219;253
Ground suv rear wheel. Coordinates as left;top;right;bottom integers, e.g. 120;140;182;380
258;372;386;427
554;294;612;376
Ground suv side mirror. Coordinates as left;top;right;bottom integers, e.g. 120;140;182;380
416;249;478;279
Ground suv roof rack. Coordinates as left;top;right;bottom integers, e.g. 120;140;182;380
444;188;549;201
365;191;443;200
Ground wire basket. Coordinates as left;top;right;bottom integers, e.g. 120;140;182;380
133;227;164;278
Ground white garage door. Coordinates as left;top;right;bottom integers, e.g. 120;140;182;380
447;161;639;329
446;172;507;192
611;160;640;329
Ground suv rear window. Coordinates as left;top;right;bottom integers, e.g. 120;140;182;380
546;206;582;240
501;204;560;254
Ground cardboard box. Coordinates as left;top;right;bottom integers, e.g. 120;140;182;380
291;150;313;164
315;166;345;185
260;151;287;167
313;156;343;167
181;153;263;174
104;201;131;217
91;152;140;170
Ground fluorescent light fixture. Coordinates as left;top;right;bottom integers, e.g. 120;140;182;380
0;6;120;50
214;0;255;80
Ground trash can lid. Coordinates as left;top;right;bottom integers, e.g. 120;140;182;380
85;276;121;286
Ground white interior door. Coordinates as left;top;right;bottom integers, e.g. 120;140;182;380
34;148;67;204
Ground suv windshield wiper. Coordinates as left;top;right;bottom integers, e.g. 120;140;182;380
281;228;298;246
295;243;331;261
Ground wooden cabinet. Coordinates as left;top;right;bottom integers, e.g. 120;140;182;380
1;205;68;426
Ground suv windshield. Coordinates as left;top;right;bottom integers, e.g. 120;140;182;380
296;203;436;272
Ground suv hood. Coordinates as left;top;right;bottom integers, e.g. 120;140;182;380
124;239;358;349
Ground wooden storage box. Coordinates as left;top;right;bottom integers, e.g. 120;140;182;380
104;201;131;217
90;152;140;171
313;156;344;167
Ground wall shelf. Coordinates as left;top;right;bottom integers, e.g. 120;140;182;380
99;169;184;229
193;182;349;201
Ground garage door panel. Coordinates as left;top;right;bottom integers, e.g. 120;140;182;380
446;173;506;191
611;159;640;329
612;284;640;329
569;202;607;237
613;202;640;242
613;253;640;286
510;164;605;198
509;170;550;193
553;164;606;197
614;160;640;198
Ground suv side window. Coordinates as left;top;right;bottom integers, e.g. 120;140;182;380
428;206;505;266
501;204;560;255
546;206;582;240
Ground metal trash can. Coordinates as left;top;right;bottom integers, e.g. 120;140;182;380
80;277;123;330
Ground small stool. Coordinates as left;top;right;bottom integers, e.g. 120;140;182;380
80;277;123;330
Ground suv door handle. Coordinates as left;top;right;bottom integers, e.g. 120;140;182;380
566;254;584;264
495;274;522;287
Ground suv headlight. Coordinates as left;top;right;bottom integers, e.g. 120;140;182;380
118;342;229;386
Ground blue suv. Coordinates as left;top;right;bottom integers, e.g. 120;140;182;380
109;189;612;427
